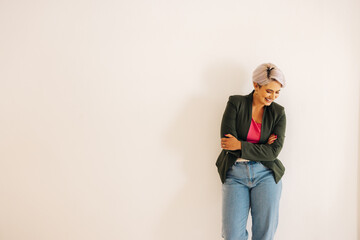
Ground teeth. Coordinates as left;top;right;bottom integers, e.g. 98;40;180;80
266;98;272;102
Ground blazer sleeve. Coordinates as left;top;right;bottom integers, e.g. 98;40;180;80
220;96;239;139
240;108;286;161
220;96;242;157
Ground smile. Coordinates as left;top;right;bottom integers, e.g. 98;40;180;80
265;98;273;103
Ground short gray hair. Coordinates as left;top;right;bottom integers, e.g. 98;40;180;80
252;63;286;88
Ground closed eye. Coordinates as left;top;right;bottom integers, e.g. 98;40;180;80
267;90;280;94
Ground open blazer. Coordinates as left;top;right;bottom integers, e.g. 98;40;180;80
216;90;286;184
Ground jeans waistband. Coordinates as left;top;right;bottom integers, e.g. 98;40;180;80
234;160;258;165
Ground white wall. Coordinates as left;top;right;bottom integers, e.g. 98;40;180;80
0;1;359;239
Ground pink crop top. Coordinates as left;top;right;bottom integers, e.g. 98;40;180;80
247;118;261;143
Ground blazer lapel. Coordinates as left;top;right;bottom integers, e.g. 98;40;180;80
259;105;269;143
243;90;253;139
245;90;270;144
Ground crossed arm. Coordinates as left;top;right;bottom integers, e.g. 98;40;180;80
219;97;286;162
221;133;278;150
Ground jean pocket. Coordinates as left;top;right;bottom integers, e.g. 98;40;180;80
226;163;248;180
260;163;270;170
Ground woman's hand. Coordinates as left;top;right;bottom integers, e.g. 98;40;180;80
221;134;241;150
267;134;277;144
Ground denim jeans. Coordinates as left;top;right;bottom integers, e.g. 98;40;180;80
222;161;282;240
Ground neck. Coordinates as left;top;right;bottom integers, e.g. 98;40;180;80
252;92;265;109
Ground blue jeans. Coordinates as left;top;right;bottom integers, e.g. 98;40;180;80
222;161;282;240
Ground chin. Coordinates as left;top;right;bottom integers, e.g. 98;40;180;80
264;100;273;105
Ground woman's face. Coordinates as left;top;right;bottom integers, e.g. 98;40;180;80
254;80;282;106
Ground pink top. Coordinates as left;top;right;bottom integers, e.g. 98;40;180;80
246;118;262;143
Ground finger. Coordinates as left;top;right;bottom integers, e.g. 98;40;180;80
225;134;233;138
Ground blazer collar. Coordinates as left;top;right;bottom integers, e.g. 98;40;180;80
246;90;255;101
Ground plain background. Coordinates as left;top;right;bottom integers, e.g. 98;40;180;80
0;0;360;239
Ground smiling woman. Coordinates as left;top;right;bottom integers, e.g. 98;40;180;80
216;63;287;240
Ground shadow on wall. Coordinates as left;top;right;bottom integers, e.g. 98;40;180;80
154;62;249;240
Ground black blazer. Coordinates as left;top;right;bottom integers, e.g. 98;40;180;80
216;90;286;184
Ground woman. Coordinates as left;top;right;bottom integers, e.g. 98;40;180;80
216;63;287;240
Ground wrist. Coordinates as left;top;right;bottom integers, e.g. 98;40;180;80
238;140;242;150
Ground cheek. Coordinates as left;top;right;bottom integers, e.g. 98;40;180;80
261;91;268;96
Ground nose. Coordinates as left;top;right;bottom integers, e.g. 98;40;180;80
269;92;275;99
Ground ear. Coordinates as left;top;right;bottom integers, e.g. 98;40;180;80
253;82;259;89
